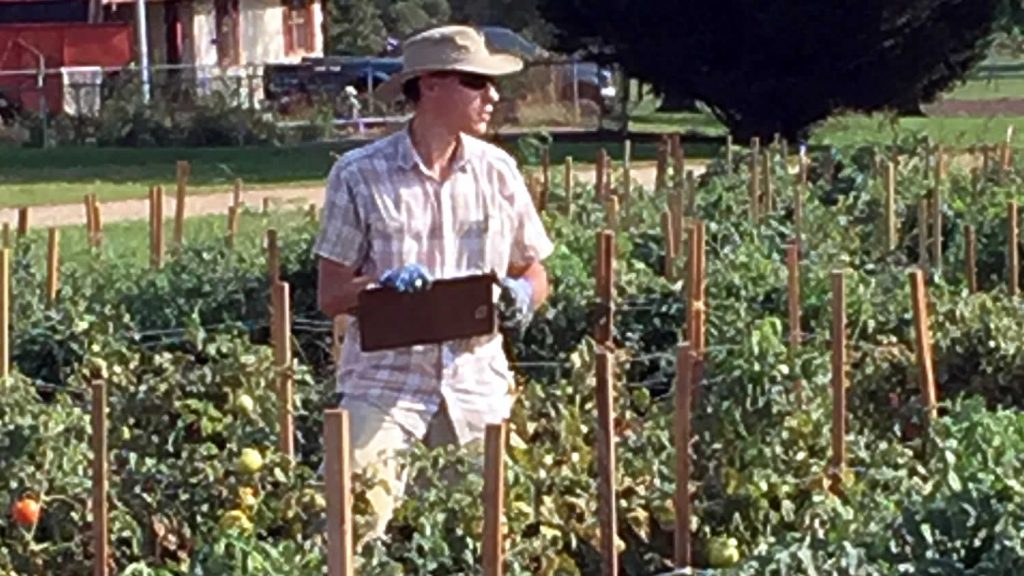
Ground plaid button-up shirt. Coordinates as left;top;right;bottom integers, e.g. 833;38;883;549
314;126;555;443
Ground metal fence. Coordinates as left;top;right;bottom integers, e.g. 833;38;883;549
0;58;624;146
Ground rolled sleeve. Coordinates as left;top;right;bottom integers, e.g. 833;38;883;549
508;167;555;267
314;161;368;269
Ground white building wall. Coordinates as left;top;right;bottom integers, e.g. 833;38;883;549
240;0;323;65
191;0;218;67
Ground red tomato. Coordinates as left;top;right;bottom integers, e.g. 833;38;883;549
11;497;40;527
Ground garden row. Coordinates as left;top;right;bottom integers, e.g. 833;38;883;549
2;129;1024;574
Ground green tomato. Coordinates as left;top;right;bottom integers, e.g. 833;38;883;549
708;536;740;567
235;393;256;416
237;448;264;474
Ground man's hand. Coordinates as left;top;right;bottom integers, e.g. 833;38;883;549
378;264;432;293
498;276;535;332
318;257;373;318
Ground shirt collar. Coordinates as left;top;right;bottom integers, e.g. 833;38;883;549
396;122;473;175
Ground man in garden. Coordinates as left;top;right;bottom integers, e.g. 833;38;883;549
313;24;554;543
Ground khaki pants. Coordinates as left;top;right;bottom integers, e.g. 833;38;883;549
339;397;484;546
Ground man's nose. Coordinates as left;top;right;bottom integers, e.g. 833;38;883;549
485;83;500;103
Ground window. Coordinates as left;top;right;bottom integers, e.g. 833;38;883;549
283;0;315;55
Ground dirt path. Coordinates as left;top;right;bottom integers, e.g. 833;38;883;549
0;163;685;229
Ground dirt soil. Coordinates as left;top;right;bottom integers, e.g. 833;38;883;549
923;98;1024;117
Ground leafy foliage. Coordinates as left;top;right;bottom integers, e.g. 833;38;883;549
3;133;1024;573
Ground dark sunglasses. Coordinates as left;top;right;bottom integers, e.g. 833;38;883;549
430;71;494;91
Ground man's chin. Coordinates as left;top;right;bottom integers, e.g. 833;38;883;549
464;121;491;137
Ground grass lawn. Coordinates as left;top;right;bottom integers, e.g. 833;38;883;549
15;203;313;269
809;113;1023;149
0;144;350;209
945;75;1024;100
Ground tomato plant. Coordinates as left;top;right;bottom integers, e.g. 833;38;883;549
3;138;1024;573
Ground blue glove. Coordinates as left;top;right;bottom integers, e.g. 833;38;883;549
498;277;534;331
379;264;432;293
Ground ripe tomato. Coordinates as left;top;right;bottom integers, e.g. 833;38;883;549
11;497;40;527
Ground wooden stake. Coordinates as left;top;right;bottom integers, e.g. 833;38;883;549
795;158;805;245
830;270;846;483
595;231;615;345
272;281;294;460
91;197;103;248
596;148;607;200
324;409;353;576
787;243;803;403
482;421;507;576
687;222;706;354
174;160;189;247
786;243;801;350
149;187;165;268
596;350;618;576
16;207;28;237
233;178;243;207
965;224;977;294
1010;201;1019;296
662;211;676;280
84;194;95;246
671;134;684;190
226;205;239;248
148;186;156;263
673;343;696;568
46;228;59;304
1;223;8;249
92;381;109;576
909;269;938;420
762;152;773;214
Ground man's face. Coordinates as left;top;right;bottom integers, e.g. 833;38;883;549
420;72;500;136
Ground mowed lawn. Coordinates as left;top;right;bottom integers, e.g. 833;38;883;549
1;144;348;208
15;202;314;269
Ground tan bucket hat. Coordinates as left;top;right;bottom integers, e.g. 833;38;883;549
375;25;524;102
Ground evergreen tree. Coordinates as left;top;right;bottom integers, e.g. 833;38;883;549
541;0;1002;140
379;0;452;39
324;0;387;55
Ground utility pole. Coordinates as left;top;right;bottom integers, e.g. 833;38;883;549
136;0;151;103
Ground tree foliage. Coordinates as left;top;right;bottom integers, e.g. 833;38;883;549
324;0;451;55
540;0;1002;140
324;0;388;55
